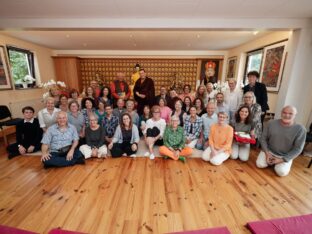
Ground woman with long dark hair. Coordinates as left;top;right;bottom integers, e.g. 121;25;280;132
108;113;140;157
230;105;255;161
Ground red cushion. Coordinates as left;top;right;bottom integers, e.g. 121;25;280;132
166;226;231;234
247;214;312;234
48;228;87;234
0;225;38;234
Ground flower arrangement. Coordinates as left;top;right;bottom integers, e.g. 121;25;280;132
213;81;228;93
39;79;67;100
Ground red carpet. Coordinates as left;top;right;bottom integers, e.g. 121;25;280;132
167;226;231;234
247;214;312;234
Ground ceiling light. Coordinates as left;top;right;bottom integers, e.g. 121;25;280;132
253;31;259;35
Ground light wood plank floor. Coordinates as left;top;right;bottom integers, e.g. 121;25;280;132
0;146;311;234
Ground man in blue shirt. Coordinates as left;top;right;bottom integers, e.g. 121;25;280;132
41;111;85;168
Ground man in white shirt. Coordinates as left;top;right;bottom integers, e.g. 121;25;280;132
224;78;242;122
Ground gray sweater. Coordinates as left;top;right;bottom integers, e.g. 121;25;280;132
260;119;306;162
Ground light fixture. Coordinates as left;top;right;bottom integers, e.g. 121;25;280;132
253;31;259;35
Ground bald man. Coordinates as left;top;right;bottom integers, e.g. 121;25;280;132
256;106;306;176
41;111;85;168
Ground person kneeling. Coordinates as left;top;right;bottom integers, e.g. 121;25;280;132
256;105;306;177
108;113;139;157
159;115;192;162
79;113;107;159
202;112;233;165
41;111;85;168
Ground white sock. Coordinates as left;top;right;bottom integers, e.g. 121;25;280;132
150;153;155;160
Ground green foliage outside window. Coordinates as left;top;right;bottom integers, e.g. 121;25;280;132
8;50;30;83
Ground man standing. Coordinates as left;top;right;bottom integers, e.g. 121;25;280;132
215;92;230;118
90;80;101;98
7;106;43;159
133;68;155;115
256;106;306;176
196;102;218;150
224;78;242;122
110;72;131;105
41;111;85;168
155;86;171;105
243;71;269;123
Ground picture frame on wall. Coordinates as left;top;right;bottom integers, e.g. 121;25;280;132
226;56;237;80
0;45;12;90
259;41;287;92
199;59;222;85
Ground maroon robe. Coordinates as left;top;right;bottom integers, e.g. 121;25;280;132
133;77;155;115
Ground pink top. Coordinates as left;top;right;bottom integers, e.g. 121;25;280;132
160;106;172;123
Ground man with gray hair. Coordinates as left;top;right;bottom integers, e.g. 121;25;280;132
41;111;85;168
256;105;306;176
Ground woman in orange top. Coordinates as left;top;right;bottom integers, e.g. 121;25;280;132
201;112;233;165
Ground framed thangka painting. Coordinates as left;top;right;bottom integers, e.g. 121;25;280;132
226;56;237;80
259;41;287;92
0;45;12;90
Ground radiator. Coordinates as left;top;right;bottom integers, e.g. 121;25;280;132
8;98;45;118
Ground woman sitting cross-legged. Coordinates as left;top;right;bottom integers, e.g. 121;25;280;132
79;113;107;159
230;105;255;162
202;112;233;165
143;105;166;160
108;113;140;157
159;115;192;162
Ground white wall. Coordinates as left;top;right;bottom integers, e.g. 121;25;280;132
228;31;291;114
0;33;55;109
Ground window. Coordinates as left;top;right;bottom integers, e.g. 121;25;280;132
243;49;263;85
7;46;36;89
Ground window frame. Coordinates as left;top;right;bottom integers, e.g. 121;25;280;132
243;48;264;85
6;45;36;89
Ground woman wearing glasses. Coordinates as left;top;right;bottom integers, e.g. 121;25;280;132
143;105;166;160
242;91;262;140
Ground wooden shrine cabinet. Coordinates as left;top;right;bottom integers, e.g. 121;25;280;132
52;56;82;92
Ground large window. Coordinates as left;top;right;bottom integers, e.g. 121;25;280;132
243;49;263;84
7;46;36;89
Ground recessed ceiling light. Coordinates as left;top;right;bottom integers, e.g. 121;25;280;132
253;31;259;35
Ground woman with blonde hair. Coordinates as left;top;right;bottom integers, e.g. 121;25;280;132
79;113;107;159
195;84;208;106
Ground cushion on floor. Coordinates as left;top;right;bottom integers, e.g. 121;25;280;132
166;226;231;234
246;213;312;234
0;225;38;234
48;228;87;234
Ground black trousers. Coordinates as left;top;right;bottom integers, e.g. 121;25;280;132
7;143;41;158
111;142;138;157
146;127;163;145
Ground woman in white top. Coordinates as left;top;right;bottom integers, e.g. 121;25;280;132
38;97;60;132
143;105;166;160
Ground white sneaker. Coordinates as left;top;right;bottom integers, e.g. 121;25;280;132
150;153;155;160
130;154;137;158
144;151;150;157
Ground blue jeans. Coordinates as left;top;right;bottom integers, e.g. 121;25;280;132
42;148;82;168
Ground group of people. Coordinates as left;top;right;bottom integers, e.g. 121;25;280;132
6;69;306;177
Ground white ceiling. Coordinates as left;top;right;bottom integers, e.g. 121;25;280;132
0;0;312;19
0;0;310;50
2;30;275;50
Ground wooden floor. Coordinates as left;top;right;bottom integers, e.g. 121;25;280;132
0;145;311;234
